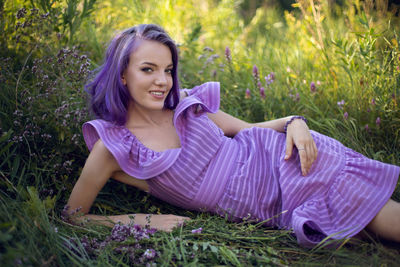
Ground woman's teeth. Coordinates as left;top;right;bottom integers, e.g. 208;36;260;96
150;91;163;96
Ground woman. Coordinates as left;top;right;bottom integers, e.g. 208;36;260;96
67;24;400;248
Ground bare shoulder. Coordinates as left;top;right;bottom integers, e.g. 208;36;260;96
89;139;121;172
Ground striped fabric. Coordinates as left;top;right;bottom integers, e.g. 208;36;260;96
82;82;400;247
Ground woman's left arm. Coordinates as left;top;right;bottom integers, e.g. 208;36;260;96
208;110;317;176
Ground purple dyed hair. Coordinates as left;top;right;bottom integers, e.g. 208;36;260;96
85;24;180;125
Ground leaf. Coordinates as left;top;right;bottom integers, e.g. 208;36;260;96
10;156;21;179
202;241;210;251
210;245;218;253
219;246;241;266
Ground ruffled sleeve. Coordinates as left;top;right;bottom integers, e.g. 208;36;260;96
82;119;180;179
180;81;220;114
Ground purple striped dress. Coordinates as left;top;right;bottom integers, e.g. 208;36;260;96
83;82;400;247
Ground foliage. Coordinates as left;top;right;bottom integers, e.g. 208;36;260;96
0;0;399;265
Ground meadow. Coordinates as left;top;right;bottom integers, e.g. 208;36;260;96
1;0;399;265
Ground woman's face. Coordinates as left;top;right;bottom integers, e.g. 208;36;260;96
122;40;173;112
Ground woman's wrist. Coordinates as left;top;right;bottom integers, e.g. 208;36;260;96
284;116;307;133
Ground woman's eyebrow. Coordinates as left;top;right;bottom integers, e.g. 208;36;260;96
140;62;173;68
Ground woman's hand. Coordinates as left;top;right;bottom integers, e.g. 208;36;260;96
145;214;191;232
80;213;191;232
284;118;318;176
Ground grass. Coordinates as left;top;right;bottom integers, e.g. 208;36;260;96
1;0;400;265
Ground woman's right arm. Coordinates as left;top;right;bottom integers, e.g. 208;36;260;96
66;139;190;230
66;139;120;219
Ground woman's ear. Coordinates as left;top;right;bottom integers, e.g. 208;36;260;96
121;76;127;85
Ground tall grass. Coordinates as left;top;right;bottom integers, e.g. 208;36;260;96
0;0;399;265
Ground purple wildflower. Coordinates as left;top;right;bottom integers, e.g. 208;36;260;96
295;92;300;102
65;223;158;261
225;46;231;62
343;112;348;120
260;87;266;99
191;227;203;234
371;98;376;105
365;124;370;132
143;249;156;260
376;117;381;126
310;82;316;93
265;72;275;85
16;8;27;19
252;65;259;78
211;69;217;78
337;100;345;108
245;88;251;99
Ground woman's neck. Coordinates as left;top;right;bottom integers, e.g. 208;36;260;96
125;103;173;129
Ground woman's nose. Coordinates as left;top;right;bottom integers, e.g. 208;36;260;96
155;72;168;85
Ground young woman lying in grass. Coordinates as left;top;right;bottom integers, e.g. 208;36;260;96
67;24;400;248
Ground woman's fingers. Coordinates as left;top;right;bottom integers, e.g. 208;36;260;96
285;118;318;176
284;133;294;160
298;148;309;176
297;140;318;176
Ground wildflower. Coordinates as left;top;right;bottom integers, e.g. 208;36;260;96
61;205;70;221
310;82;316;93
286;67;291;72
225;46;231;62
41;12;50;19
191;227;203;234
343;112;348;120
143;249;156;260
16;8;27;19
376;117;381;126
337;99;345;108
371;98;376;105
206;54;219;64
257;81;262;89
295;92;300;102
252;65;259;78
365;124;369;132
211;69;217;78
367;107;371;113
265;72;275;85
245;88;251;99
260;87;266;99
203;46;214;52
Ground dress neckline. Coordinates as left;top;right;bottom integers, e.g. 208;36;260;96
119;96;192;153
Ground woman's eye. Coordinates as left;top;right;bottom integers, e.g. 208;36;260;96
166;69;173;74
141;68;153;72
